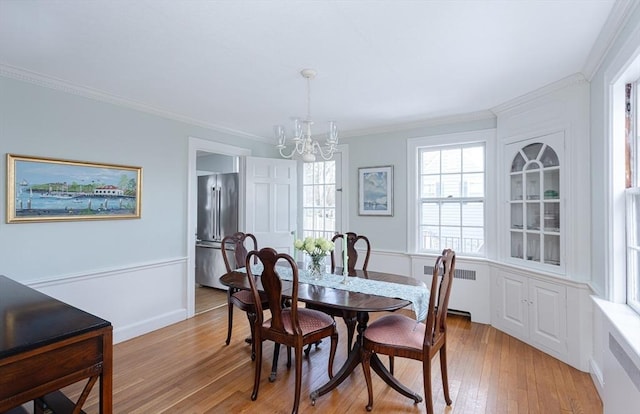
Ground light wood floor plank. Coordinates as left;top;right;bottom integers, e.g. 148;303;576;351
61;291;602;414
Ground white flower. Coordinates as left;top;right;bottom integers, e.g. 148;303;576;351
294;237;335;256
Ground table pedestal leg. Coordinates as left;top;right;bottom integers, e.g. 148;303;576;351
310;311;369;404
310;310;422;406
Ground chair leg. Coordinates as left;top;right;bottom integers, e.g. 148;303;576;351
361;348;374;411
423;357;434;414
440;344;452;405
269;343;281;382
251;334;262;401
225;296;234;346
304;340;322;356
291;345;303;414
287;346;292;368
389;355;394;375
246;311;257;361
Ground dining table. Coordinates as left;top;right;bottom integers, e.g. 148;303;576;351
219;265;430;406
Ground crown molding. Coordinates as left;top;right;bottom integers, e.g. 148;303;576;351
0;63;271;144
583;0;640;81
341;110;496;139
490;73;588;115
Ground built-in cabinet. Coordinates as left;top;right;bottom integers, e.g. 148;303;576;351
494;270;567;358
491;76;591;372
506;132;564;273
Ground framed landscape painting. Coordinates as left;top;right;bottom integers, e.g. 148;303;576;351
358;165;393;216
6;154;142;223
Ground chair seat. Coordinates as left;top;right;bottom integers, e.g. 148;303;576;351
232;289;267;306
364;313;425;351
264;308;334;335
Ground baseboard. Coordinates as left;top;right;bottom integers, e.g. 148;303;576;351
114;309;187;344
590;358;604;398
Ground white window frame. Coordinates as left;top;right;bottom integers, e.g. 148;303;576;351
407;129;496;257
627;81;640;314
297;145;349;241
607;43;640;311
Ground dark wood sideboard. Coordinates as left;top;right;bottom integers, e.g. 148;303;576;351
0;275;112;414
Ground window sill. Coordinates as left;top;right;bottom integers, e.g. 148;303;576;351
592;296;640;369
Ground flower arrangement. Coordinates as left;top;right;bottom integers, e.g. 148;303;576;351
294;237;335;278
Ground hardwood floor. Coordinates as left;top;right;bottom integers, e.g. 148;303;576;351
195;285;228;314
62;305;602;414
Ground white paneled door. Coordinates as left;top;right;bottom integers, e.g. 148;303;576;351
244;157;297;255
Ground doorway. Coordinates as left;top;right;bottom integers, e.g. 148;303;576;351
187;137;250;317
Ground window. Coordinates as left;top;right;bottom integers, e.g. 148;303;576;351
302;159;336;240
418;143;485;255
627;81;640;314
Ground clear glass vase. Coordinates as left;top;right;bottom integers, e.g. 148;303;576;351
307;255;325;280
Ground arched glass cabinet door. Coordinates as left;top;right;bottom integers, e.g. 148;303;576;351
509;142;560;267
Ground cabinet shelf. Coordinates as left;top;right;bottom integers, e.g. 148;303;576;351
507;138;562;270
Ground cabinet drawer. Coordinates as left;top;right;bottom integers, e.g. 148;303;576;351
0;335;103;406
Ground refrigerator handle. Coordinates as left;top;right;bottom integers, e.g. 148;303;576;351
212;186;218;241
216;187;222;240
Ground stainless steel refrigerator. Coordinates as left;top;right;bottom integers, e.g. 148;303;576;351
195;173;239;289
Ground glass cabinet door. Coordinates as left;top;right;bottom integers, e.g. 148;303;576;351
508;139;561;268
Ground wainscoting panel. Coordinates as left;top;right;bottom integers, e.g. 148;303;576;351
28;257;188;344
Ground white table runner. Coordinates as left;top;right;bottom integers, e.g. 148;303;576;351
240;264;430;322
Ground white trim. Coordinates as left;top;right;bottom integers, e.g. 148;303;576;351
492;74;587;115
27;257;186;288
113;309;186;344
603;21;640;302
583;0;640;81
342;110;495;139
338;144;350;233
187;137;251;317
0;63;270;143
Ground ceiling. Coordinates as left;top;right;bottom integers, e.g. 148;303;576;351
0;0;618;142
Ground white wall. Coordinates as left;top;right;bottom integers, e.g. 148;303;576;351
340;114;497;253
0;75;276;342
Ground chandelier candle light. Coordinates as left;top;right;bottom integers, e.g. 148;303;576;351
342;237;349;284
275;69;338;162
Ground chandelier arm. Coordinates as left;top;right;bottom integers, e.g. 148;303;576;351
278;146;296;159
313;141;337;161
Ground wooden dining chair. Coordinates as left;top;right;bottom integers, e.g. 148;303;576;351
361;249;456;413
245;247;338;414
305;232;371;355
330;232;371;275
221;232;267;361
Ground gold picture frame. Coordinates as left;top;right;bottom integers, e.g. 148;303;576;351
6;154;142;223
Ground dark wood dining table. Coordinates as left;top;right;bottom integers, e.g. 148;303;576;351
219;267;426;406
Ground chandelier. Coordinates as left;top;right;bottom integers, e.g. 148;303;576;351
275;69;338;162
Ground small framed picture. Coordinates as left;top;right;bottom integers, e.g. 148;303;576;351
358;165;393;216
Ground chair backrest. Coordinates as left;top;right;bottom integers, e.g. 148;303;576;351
245;248;303;337
221;232;258;272
330;232;371;274
423;249;456;348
